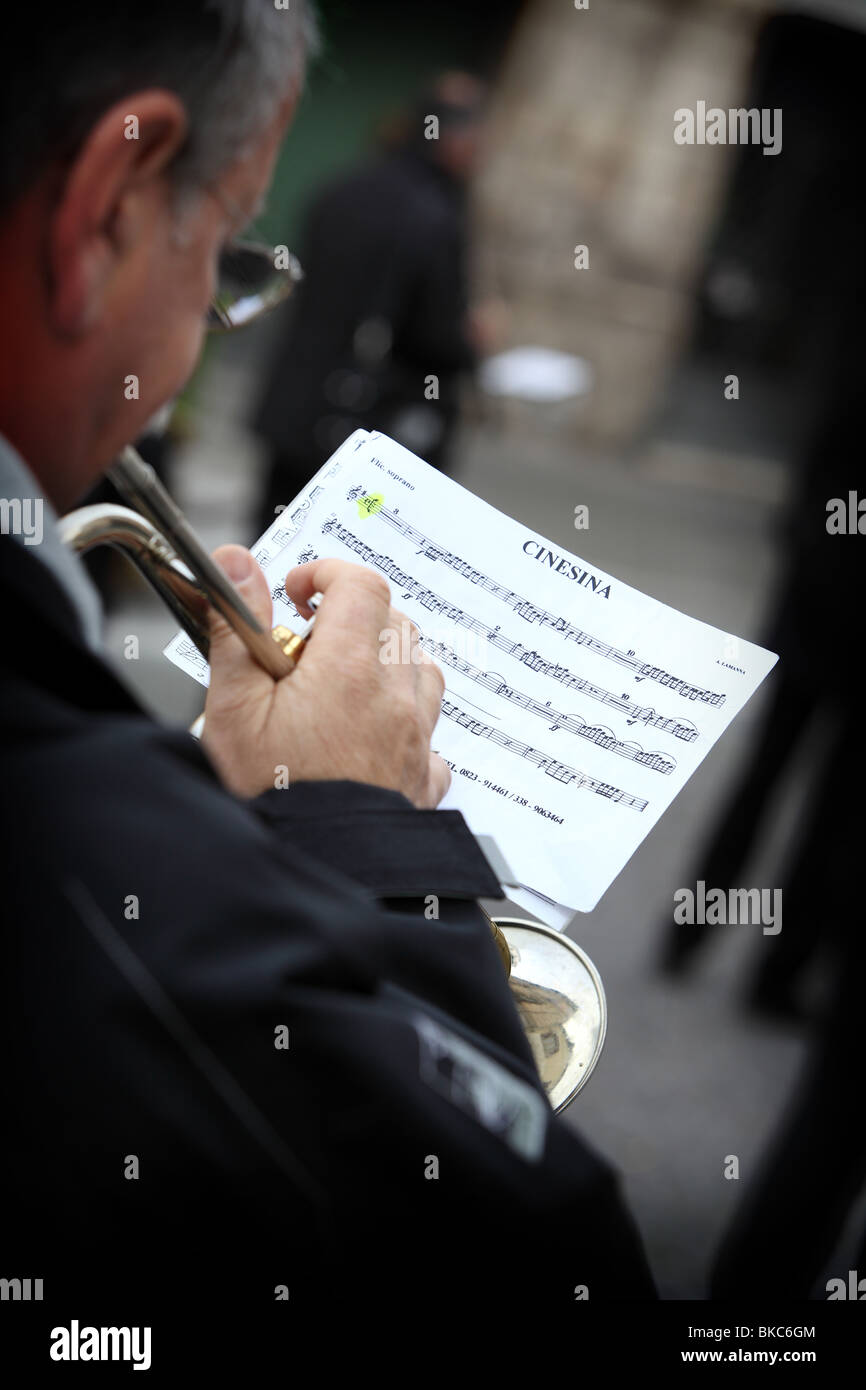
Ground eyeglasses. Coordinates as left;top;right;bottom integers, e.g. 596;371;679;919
204;185;303;333
206;238;303;333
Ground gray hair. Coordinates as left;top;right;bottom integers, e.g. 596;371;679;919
0;1;320;216
172;1;320;195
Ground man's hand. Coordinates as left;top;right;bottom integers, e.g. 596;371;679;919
201;547;451;806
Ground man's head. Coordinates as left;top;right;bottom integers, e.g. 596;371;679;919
0;1;317;509
416;73;487;183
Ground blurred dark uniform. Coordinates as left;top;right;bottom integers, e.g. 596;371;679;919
659;260;866;1016
251;138;476;538
709;276;866;1296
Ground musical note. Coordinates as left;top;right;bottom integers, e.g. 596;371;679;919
440;700;648;811
321;517;700;743
364;504;725;707
421;639;676;774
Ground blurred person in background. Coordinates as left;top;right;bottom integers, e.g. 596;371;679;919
658;263;866;1028
710;716;866;1298
708;268;866;1297
251;72;490;538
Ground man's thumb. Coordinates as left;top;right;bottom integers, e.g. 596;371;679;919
207;545;273;668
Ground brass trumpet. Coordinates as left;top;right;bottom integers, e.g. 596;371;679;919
60;447;606;1112
58;446;307;675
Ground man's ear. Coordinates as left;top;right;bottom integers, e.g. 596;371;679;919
48;90;189;337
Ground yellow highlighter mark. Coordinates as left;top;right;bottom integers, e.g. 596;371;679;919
356;492;384;519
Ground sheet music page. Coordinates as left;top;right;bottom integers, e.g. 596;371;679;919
166;429;777;918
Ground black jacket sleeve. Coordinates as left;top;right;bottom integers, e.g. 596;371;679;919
251;778;537;1069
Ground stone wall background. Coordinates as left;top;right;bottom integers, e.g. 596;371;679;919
472;0;774;444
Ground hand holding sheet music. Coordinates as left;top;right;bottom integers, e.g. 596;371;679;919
166;430;777;924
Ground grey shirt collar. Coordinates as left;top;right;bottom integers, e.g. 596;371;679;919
0;432;103;651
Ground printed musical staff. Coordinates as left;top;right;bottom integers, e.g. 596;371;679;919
322;517;700;742
439;699;648;811
423;639;677;774
355;500;725;707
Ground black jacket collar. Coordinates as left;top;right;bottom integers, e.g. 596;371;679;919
0;535;136;713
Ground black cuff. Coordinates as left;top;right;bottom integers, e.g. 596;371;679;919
252;780;502;899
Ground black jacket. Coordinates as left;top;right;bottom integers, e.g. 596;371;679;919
0;535;654;1346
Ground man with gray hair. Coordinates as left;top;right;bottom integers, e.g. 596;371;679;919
0;1;653;1356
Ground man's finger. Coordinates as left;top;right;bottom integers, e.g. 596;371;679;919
423;753;452;808
207;546;275;693
284;558;393;654
414;649;446;735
